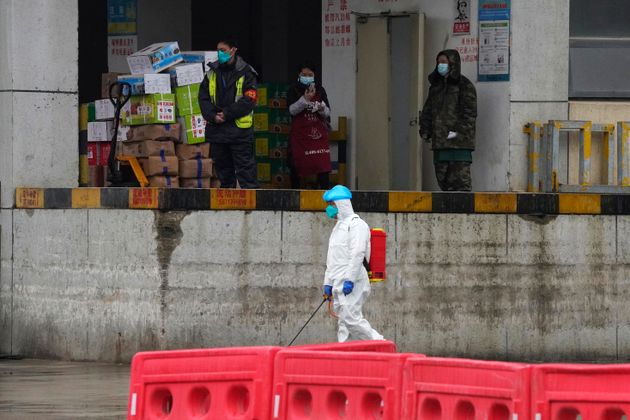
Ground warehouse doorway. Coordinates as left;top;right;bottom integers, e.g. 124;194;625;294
79;0;322;103
355;13;425;191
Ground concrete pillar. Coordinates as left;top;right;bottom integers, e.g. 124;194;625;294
0;0;78;354
0;0;79;208
0;0;12;355
508;0;570;190
0;209;11;353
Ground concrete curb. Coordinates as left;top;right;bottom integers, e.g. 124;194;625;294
14;187;630;214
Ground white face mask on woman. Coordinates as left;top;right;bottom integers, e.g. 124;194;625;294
299;75;315;85
437;63;449;76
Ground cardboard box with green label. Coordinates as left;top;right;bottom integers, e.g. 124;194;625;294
122;93;176;125
175;83;201;116
178;114;206;144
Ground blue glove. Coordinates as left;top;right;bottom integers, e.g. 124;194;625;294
323;285;333;301
342;280;354;296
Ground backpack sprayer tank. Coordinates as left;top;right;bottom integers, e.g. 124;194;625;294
367;228;386;282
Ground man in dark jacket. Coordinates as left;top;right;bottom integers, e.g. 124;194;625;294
198;39;258;188
420;49;477;191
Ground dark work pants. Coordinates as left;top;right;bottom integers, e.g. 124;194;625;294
211;142;259;189
434;161;472;191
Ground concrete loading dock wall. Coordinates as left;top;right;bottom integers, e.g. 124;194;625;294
2;189;630;363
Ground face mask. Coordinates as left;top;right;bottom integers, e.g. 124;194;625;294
325;205;338;219
299;75;315;85
437;63;449;76
218;50;232;64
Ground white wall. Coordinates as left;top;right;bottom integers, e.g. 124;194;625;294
323;0;570;191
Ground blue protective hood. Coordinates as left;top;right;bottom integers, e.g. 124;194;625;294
323;185;352;202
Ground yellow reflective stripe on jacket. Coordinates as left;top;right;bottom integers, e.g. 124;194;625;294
235;76;243;99
208;72;253;129
234;76;253;128
209;71;217;103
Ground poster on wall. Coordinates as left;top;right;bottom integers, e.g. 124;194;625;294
107;0;137;35
323;0;353;49
453;0;471;35
478;0;510;81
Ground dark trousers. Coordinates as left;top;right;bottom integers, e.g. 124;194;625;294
434;161;472;191
211;142;259;189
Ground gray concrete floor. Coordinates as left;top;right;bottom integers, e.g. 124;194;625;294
0;358;129;419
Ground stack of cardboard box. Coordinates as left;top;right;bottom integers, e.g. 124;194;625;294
115;43;199;187
176;143;212;188
171;62;206;146
116;43;182;187
82;42;221;188
254;83;292;189
85;101;108;186
118;43;221;188
79;103;90;187
120;43;181;126
83;97;128;187
169;59;215;188
122;124;181;187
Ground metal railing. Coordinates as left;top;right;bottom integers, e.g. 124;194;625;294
525;120;628;193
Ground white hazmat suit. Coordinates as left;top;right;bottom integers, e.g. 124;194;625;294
324;199;384;342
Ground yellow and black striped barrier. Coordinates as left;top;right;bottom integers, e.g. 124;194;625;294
13;188;629;215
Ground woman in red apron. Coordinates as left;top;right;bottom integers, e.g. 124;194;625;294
288;61;332;189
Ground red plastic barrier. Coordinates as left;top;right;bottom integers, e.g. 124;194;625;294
532;364;630;420
127;346;280;420
292;340;397;353
402;357;531;420
272;349;411;419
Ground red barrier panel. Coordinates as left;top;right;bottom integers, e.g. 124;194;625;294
402;357;531;420
272;349;411;419
532;364;630;420
127;346;280;420
292;340;397;353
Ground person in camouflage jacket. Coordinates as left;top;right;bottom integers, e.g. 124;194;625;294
420;49;477;191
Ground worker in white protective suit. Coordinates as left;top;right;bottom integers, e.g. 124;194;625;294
322;185;384;342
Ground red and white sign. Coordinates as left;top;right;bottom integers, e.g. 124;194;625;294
453;0;471;35
157;101;174;121
191;115;206;139
323;0;353;49
455;36;479;63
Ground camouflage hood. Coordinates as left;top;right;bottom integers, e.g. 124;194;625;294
419;48;477;150
428;49;462;84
